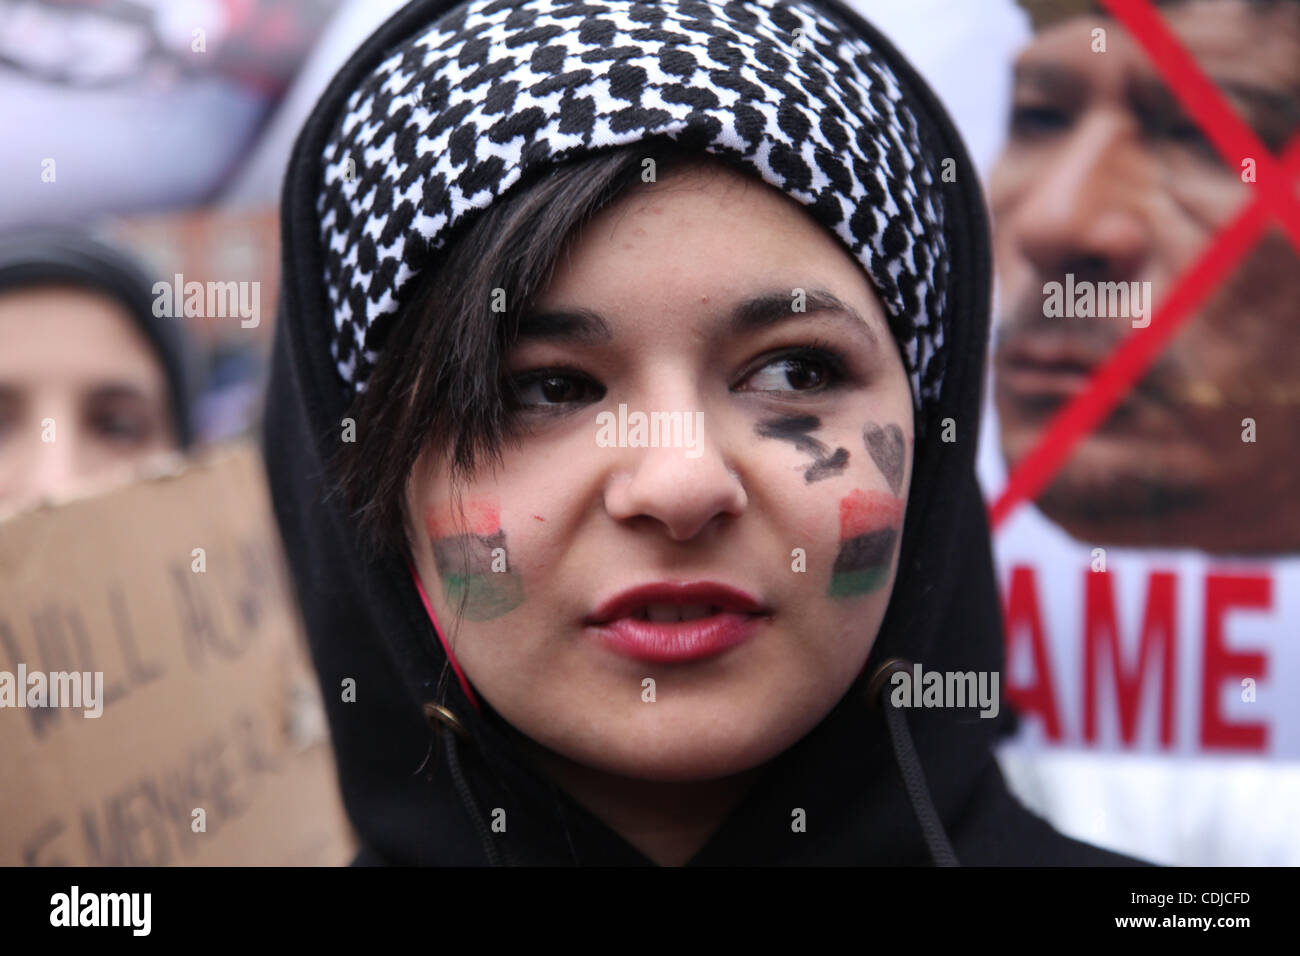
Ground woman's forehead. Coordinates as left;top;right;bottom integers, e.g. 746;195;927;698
536;169;885;314
517;284;889;354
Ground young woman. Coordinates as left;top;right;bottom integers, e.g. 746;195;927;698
264;0;1144;866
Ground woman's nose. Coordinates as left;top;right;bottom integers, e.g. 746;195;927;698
601;409;747;542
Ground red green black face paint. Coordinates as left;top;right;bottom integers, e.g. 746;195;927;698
755;414;849;483
425;497;525;621
829;489;902;597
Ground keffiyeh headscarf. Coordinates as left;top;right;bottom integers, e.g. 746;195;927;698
316;0;950;413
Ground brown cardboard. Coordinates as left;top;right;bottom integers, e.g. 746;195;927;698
0;442;356;865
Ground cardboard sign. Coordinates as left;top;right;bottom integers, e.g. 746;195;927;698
0;443;356;865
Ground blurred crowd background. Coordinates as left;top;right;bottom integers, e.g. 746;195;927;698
1;0;1297;866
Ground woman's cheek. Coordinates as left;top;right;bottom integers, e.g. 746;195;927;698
828;489;903;597
861;422;906;494
423;494;526;621
752;411;909;598
830;419;909;597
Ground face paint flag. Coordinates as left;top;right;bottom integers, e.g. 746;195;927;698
829;490;903;597
426;498;524;621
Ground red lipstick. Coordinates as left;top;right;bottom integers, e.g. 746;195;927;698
584;581;771;663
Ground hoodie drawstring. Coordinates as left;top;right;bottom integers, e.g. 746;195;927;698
868;658;960;867
430;702;585;865
426;701;503;866
440;723;504;866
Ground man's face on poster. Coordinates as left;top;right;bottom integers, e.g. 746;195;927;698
989;0;1300;553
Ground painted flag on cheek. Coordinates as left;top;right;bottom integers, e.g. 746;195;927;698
426;499;525;621
829;490;903;598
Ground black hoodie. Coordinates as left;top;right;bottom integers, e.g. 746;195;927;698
262;0;1146;866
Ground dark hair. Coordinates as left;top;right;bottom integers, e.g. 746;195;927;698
329;138;739;560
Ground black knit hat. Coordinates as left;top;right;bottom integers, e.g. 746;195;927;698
0;227;200;449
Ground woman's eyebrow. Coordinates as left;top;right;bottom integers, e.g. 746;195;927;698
517;288;881;347
729;289;881;348
516;307;614;345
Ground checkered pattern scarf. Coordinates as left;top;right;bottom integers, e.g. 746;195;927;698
316;0;950;412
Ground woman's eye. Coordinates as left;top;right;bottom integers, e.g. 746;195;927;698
512;372;604;408
737;351;841;393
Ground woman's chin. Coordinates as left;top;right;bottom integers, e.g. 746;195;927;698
524;707;818;784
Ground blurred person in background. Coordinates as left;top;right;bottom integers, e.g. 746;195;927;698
986;0;1300;867
0;228;199;514
990;0;1300;554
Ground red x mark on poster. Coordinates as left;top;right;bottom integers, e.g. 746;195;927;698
988;0;1300;530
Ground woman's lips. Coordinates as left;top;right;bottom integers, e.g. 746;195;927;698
590;612;765;663
584;581;770;663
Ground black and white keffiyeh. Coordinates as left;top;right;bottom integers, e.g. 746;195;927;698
317;0;949;411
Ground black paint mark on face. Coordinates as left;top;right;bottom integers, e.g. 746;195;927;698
756;414;850;483
864;423;905;494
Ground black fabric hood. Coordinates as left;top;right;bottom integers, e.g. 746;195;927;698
263;0;1144;865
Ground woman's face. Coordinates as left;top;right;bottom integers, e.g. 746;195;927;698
406;160;914;783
